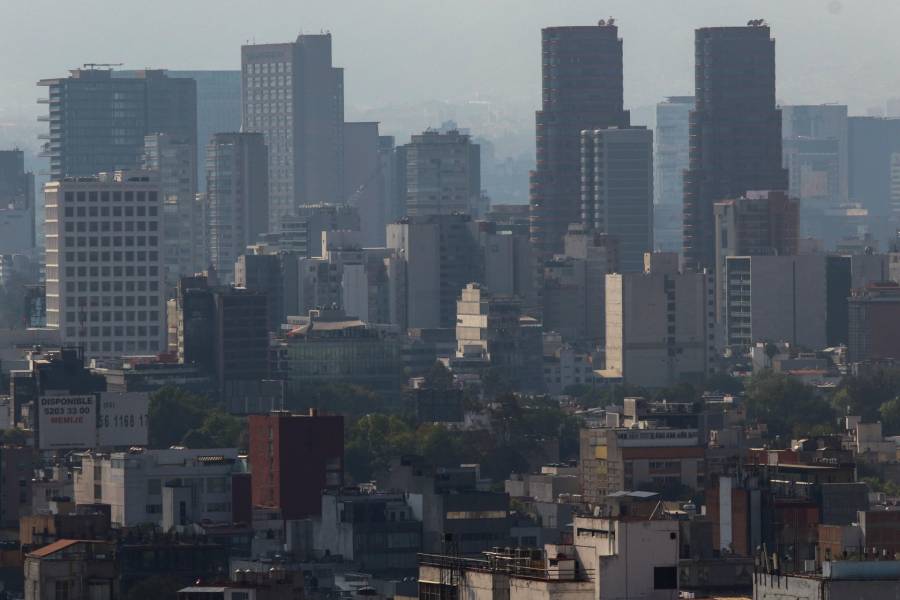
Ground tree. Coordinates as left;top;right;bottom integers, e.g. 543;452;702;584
744;370;835;438
148;387;210;448
704;371;744;395
830;366;900;422
424;362;454;391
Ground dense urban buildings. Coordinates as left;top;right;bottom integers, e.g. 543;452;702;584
683;24;787;271
0;150;37;258
580;126;653;272
38;68;197;181
241;34;344;230
44;171;166;358
529;22;630;261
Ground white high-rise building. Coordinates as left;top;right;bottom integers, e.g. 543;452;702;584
44;171;165;359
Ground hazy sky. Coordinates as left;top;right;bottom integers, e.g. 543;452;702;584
2;1;900;128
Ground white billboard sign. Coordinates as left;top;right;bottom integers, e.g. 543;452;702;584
38;395;96;450
97;392;149;447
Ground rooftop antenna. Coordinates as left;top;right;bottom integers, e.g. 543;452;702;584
83;63;123;70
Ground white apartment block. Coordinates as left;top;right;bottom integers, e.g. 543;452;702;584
44;171;165;359
74;448;240;528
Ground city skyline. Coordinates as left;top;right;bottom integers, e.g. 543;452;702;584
4;2;900;156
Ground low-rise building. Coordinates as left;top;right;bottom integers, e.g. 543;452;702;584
313;490;421;574
73;447;241;528
24;540;118;600
754;560;900;599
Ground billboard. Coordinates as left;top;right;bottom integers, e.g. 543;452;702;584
97;392;149;447
38;395;96;450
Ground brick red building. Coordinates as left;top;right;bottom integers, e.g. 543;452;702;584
248;410;343;519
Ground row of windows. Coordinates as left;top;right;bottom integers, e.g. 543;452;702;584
63;324;161;337
61;296;160;310
245;62;292;74
65;220;158;233
63;205;158;218
63;190;158;203
63;308;159;322
63;237;158;249
65;336;159;353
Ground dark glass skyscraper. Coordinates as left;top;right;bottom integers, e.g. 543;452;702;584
683;24;787;271
529;22;630;261
37;69;196;181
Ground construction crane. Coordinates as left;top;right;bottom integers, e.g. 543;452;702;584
82;63;123;70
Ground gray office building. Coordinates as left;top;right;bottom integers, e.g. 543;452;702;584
242;34;344;231
403;129;481;217
206;133;269;282
38;68;196;181
580;127;653;273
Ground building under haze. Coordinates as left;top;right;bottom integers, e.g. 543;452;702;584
205;133;269;283
683;24;787;272
580;126;653;272
529;22;630;262
143;133;200;290
654;96;693;254
242;34;344;231
343;121;385;246
44;171;166;358
38;68;196;181
403;129;481;218
0;149;36;255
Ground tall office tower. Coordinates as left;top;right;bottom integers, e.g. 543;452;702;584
38;69;196;181
654;96;694;253
580;127;653;272
602;253;715;388
848;117;900;244
242;34;344;231
781;105;848;243
683;24;787;272
0;150;36;254
343;122;385;246
378;136;401;223
143;134;200;289
206;133;269;283
118;70;242;191
403;129;481;217
386;214;480;330
713;190;799;318
529;22;630;261
44;171;165;359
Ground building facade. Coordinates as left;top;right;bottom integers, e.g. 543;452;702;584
654;96;693;254
404;129;481;217
848;282;900;363
38;68;196;181
603;253;714;388
241;34;344;230
529;22;630;261
683;25;787;272
580;127;653;272
248;411;343;519
44;172;166;358
205;132;269;282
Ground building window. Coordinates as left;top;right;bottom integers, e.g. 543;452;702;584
54;580;70;600
653;565;677;590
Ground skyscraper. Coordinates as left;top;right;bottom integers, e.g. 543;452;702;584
654;96;694;253
205;133;269;282
143;133;200;289
683;24;787;272
241;34;344;231
403;129;481;218
343;121;384;246
44;171;165;358
529;22;630;261
37;69;196;181
580;127;653;272
0;150;36;254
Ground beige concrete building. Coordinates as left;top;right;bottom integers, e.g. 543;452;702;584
602;253;714;388
44;171;166;359
25;540;118;600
